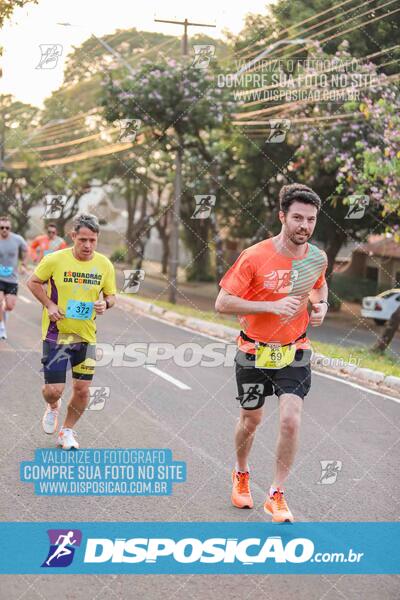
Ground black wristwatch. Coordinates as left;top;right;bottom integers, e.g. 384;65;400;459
319;300;330;309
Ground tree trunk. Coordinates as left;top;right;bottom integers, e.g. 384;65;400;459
184;217;213;281
134;196;149;269
325;229;346;281
14;195;31;237
126;195;151;270
56;189;87;238
323;229;347;311
161;240;169;274
149;184;171;276
210;214;224;288
372;305;400;353
125;180;138;264
158;227;169;275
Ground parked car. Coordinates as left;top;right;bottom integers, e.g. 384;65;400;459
361;288;400;325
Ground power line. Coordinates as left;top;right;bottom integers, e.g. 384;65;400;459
236;0;359;60
236;47;400;110
234;113;361;126
238;0;399;77
232;11;400;113
5;35;180;157
3;109;103;161
233;72;400;121
8;128;119;154
7;139;139;169
278;4;400;67
29;110;101;138
319;5;400;47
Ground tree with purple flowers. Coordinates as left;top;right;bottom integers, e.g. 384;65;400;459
288;43;398;277
287;42;399;347
101;57;234;280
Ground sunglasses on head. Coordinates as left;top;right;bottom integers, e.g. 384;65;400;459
0;225;10;230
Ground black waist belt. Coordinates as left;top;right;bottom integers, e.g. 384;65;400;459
239;330;307;347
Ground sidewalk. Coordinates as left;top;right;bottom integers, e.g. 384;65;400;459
118;293;400;395
115;262;400;360
116;260;221;313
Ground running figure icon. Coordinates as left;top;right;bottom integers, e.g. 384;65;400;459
45;531;77;566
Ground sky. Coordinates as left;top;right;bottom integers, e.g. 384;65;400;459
0;0;271;107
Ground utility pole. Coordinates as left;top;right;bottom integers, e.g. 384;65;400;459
0;115;5;166
154;18;215;57
0;101;6;169
154;17;215;303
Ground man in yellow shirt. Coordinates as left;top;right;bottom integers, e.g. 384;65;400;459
27;214;116;450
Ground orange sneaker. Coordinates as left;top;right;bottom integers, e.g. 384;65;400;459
231;470;254;509
264;488;294;523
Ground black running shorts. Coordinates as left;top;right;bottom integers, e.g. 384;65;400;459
0;281;18;295
41;341;96;384
235;348;312;410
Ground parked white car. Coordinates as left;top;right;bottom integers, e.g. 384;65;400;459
361;288;400;325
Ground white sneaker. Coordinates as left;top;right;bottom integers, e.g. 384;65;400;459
57;428;79;450
42;400;61;434
0;321;7;339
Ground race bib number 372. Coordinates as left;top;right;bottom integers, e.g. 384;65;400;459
66;300;94;320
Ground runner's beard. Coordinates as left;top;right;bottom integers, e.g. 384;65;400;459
288;230;311;245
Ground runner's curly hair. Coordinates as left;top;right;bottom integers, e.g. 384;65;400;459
279;184;321;214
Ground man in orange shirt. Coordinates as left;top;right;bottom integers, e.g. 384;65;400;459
30;223;67;263
215;183;328;523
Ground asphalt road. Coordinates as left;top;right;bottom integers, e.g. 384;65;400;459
0;284;399;599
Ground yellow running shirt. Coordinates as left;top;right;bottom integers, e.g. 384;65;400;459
34;248;117;344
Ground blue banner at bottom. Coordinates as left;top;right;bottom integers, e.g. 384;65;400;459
0;522;398;574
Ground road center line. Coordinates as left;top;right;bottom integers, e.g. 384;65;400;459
144;365;191;390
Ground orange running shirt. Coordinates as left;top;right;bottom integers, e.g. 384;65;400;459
30;235;67;262
219;238;327;353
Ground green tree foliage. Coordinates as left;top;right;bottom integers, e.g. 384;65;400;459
270;0;400;73
235;0;400;74
288;43;399;280
101;56;234;280
0;0;36;29
0;95;42;234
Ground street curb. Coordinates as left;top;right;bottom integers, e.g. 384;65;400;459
117;294;400;397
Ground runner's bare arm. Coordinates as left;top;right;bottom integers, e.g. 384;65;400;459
104;294;115;309
26;274;63;321
308;281;328;305
94;294;116;315
27;274;51;306
309;282;329;326
215;288;301;317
